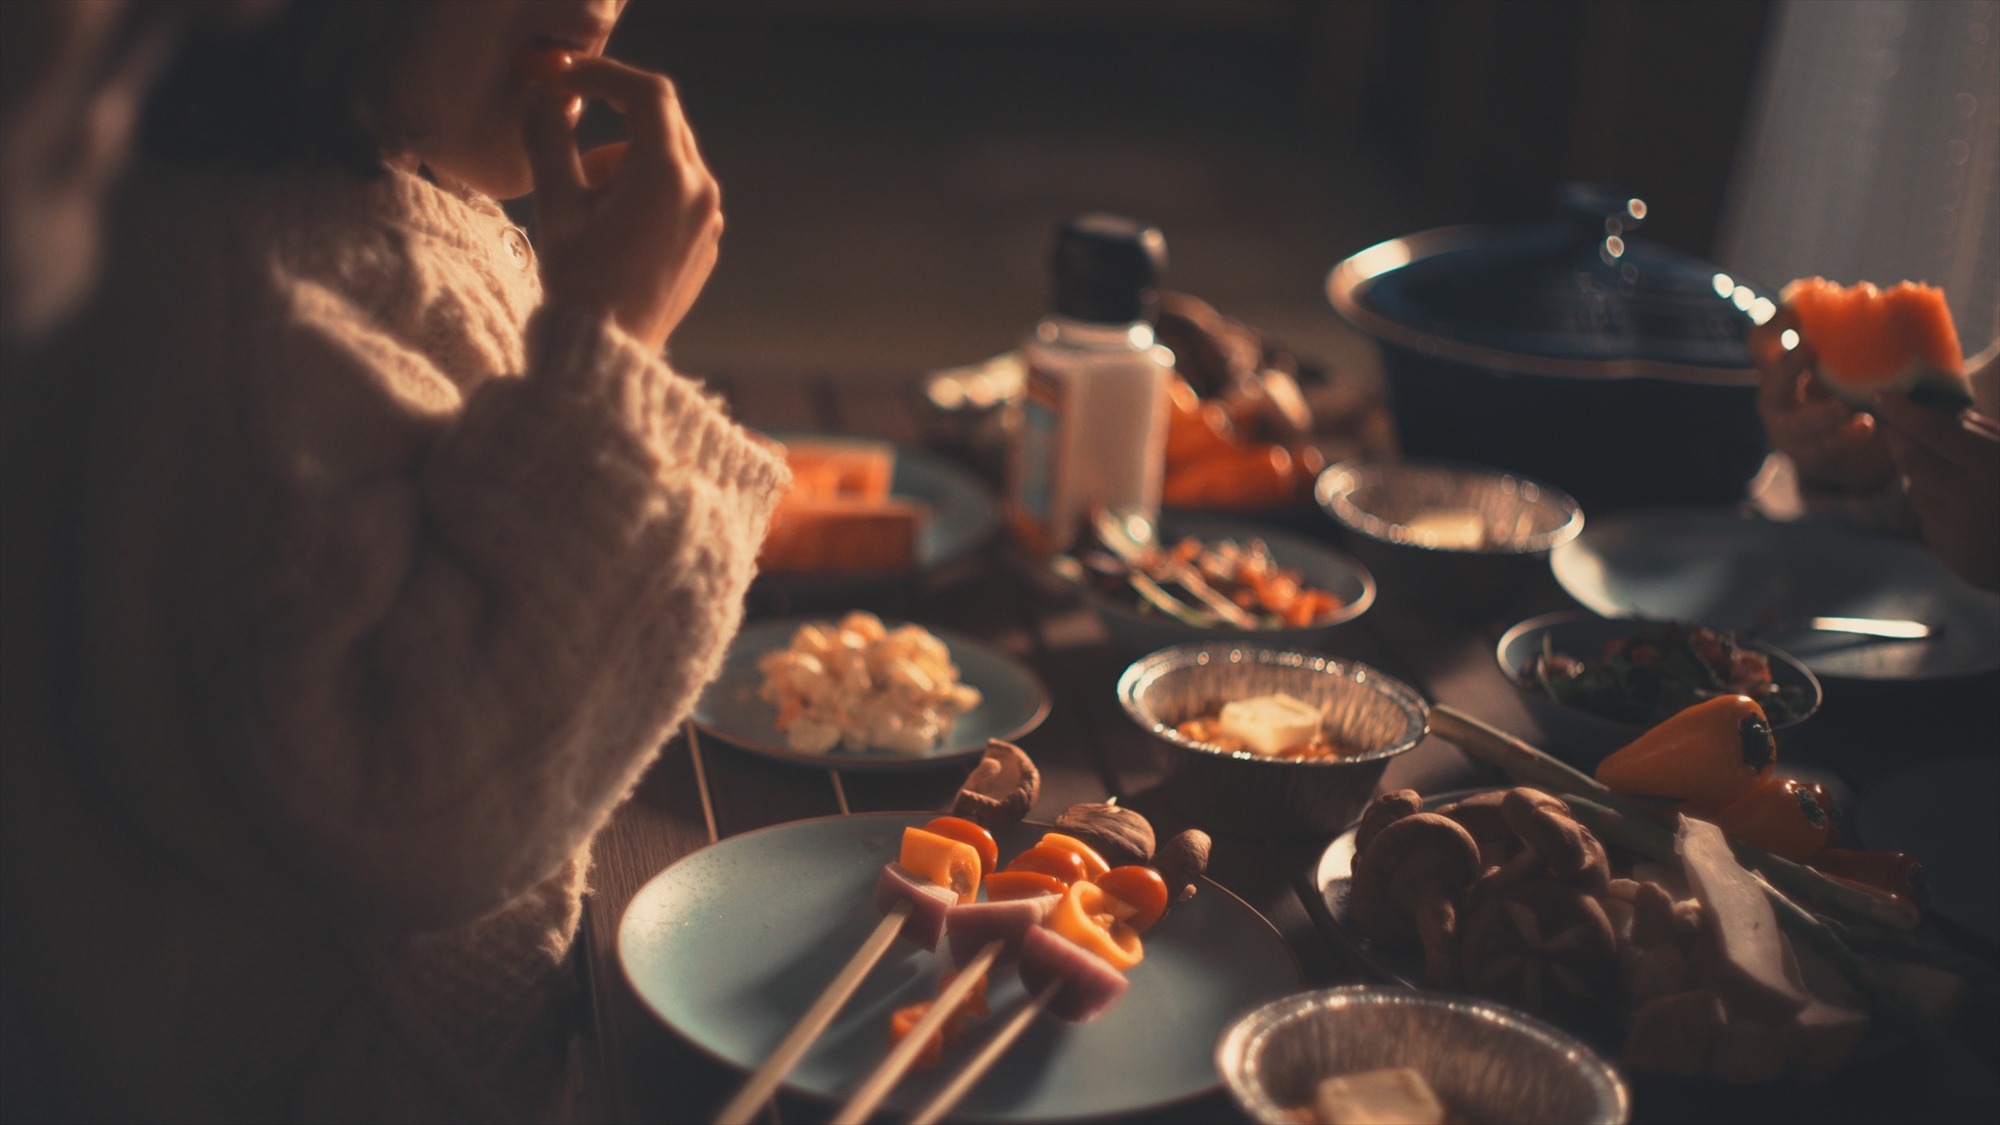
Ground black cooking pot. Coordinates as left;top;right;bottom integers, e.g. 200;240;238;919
1328;185;1774;513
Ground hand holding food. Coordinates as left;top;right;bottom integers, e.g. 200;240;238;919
1777;278;1972;413
1869;388;2000;592
519;53;722;352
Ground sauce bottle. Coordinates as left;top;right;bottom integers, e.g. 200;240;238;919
1008;214;1175;554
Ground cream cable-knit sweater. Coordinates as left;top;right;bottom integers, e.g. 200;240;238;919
1;162;786;1121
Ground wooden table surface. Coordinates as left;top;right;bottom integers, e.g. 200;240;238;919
573;371;2000;1124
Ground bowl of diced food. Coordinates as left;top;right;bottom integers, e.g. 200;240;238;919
1116;643;1426;839
1498;611;1821;770
1217;986;1629;1125
1316;459;1582;617
1053;511;1374;656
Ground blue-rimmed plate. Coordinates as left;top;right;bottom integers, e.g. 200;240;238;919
693;618;1049;771
1551;510;2000;680
753;441;998;596
618;813;1302;1120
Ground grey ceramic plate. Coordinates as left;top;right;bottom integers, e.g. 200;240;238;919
1551;510;2000;680
618;813;1303;1121
693;618;1049;771
754;441;998;595
1860;756;2000;946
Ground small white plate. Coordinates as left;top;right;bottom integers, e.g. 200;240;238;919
692;618;1049;771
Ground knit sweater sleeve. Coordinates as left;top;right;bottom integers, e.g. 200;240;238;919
197;287;787;930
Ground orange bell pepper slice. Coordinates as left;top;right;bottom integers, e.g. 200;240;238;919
1048;880;1144;971
921;816;998;879
900;827;981;904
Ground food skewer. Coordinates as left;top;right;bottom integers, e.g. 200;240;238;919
831;938;1006;1125
718;741;1040;1125
713;900;915;1125
907;980;1064;1125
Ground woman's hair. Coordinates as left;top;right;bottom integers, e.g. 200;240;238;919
141;1;433;176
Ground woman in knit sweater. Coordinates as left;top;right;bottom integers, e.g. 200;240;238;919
1;2;785;1119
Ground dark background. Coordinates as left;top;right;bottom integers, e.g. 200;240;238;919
585;0;1773;380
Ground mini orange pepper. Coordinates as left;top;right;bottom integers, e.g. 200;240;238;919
1596;694;1775;804
1677;776;1831;862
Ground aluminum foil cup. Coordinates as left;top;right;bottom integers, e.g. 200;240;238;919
1217;986;1629;1124
1117;644;1427;839
1316;459;1583;618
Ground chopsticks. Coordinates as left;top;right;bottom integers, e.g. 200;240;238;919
714;900;915;1125
906;979;1063;1125
830;938;1005;1125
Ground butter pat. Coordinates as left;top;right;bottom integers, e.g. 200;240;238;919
1216;693;1324;756
1314;1066;1446;1125
1404;508;1485;550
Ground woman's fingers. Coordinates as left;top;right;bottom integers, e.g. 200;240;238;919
551;55;680;163
523;85;586;218
1873;392;1998;472
580;142;628;190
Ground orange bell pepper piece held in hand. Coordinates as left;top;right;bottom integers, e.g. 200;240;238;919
1595;694;1775;805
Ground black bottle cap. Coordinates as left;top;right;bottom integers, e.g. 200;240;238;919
1051;213;1167;324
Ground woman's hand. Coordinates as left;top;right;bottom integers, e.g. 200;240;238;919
1750;310;1898;493
521;56;721;353
1872;391;2000;591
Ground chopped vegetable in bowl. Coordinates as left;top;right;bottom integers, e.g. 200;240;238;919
1521;623;1811;728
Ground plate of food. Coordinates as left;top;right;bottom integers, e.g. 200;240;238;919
1052;513;1374;656
693;613;1049;770
1310;708;1963;1087
755;436;998;595
619;807;1302;1121
1550;510;2000;680
1497;612;1822;769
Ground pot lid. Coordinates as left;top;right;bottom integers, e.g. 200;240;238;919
1328;184;1775;385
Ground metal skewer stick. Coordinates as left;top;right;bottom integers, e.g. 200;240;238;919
907;979;1063;1125
714;899;916;1125
830;938;1006;1125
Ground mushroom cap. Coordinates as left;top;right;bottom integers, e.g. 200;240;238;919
1354;790;1423;856
950;740;1040;828
1459;878;1617;1016
1055;803;1156;866
1155;829;1211;906
1500;788;1593;879
1438;790;1518;868
1349;813;1480;944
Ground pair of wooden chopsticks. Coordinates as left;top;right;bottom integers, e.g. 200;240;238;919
715;932;1056;1125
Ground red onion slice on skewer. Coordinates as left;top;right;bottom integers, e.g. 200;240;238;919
1017;925;1129;1023
874;864;958;952
946;894;1061;967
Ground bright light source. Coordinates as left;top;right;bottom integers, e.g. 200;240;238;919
1780;329;1800;350
1713;273;1734;298
1731;285;1755;311
1749;297;1777;325
1627;198;1648;220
